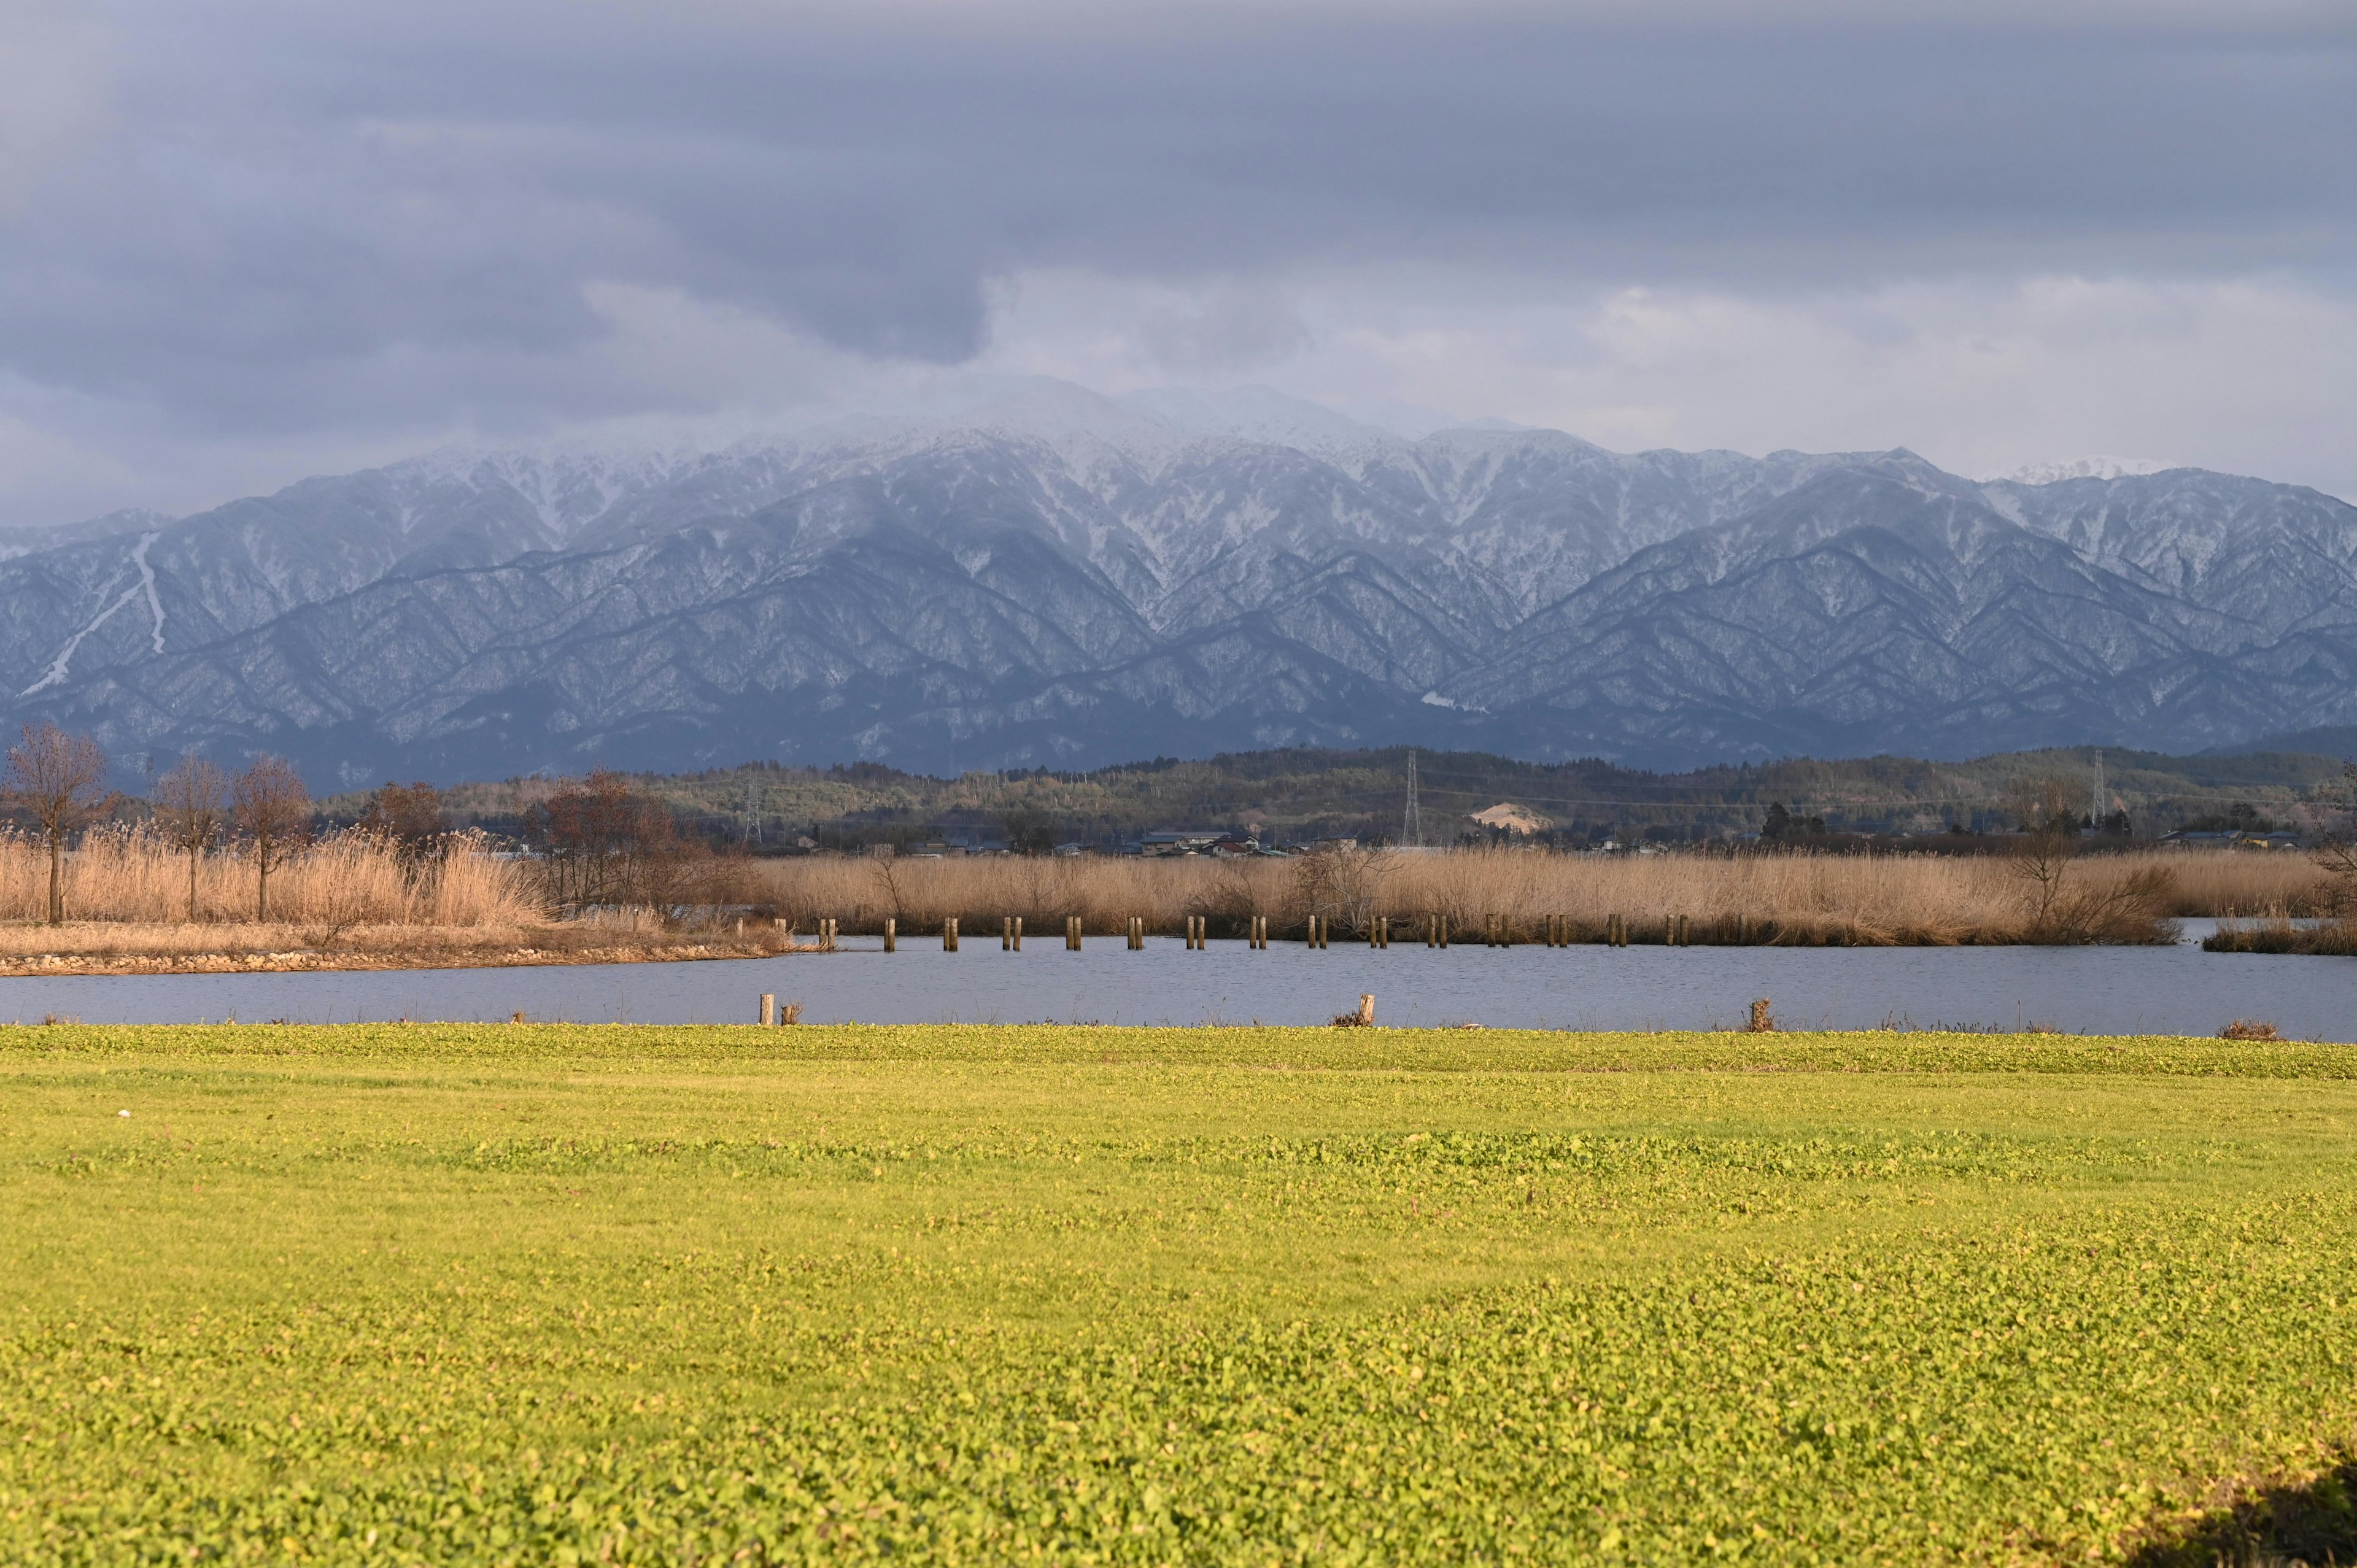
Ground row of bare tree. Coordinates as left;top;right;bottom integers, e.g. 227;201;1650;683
1;720;719;929
4;722;311;925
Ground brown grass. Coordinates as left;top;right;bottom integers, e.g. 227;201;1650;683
740;846;2290;946
2;825;543;928
8;832;2323;961
2203;917;2357;957
0;827;815;972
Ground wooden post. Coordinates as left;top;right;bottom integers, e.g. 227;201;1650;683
1425;913;1438;948
821;918;837;952
943;916;958;952
759;993;776;1026
1439;913;1450;949
883;917;896;953
1357;994;1375;1026
1067;915;1082;951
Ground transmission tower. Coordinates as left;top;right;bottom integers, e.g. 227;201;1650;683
1402;749;1423;848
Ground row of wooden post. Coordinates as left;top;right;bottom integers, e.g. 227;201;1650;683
809;913;1700;949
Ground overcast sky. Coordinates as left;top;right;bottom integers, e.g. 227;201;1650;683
4;0;2353;523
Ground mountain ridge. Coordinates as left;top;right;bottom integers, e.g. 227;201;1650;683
2;380;2350;786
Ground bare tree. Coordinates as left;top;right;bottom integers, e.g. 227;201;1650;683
6;722;114;925
357;780;447;863
527;770;691;913
2007;774;2082;930
231;757;311;921
1291;842;1393;935
153;753;227;922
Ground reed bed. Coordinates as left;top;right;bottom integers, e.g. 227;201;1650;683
2203;917;2357;957
4;828;2329;954
749;847;2323;946
0;825;540;930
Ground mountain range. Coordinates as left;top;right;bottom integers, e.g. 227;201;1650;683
4;378;2354;787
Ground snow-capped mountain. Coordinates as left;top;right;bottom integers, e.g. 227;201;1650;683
3;379;2352;784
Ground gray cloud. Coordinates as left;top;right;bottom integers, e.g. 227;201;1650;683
1;1;2352;516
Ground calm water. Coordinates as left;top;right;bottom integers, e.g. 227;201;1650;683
3;924;2353;1038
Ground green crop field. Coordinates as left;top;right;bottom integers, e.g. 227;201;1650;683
6;1024;2357;1565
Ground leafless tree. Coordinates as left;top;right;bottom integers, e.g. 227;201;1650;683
2309;764;2357;919
2007;774;2082;930
153;753;227;922
6;722;114;925
231;756;311;921
527;770;697;914
1292;843;1392;935
356;780;449;863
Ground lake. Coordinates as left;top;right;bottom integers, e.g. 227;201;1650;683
2;923;2353;1038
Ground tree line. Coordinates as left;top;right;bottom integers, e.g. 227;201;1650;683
3;722;310;925
1;722;703;925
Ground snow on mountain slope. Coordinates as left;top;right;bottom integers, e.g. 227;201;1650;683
1993;456;2177;485
2;379;2353;779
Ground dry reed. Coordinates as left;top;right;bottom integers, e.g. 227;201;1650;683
745;847;2307;946
0;826;539;932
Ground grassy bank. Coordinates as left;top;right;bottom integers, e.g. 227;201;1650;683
6;1024;2357;1563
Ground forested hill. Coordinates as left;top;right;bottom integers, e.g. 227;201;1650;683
333;743;2355;849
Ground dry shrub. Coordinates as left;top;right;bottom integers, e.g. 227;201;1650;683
2220;1019;2283;1041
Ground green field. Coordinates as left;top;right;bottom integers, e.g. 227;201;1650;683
7;1024;2357;1565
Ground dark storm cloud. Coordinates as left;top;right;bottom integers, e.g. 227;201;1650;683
5;2;2353;436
